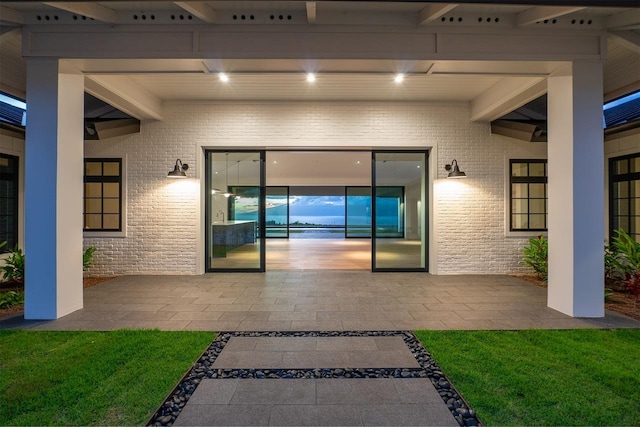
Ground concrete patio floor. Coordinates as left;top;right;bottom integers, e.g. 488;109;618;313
2;272;639;330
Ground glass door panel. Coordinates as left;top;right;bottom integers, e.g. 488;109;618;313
206;151;264;271
346;186;371;238
266;186;289;238
372;151;427;271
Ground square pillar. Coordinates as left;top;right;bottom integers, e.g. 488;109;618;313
24;59;84;319
547;61;604;317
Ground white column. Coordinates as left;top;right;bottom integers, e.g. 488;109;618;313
547;61;604;317
24;59;84;319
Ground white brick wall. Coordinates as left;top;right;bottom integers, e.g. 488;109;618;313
83;101;549;276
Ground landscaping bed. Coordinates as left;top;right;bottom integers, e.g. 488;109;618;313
513;274;640;321
0;277;116;320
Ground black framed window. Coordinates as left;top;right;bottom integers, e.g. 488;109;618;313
0;154;18;252
510;159;547;232
610;153;640;242
84;158;122;232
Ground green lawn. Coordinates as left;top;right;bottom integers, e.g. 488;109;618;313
415;329;640;426
0;330;214;426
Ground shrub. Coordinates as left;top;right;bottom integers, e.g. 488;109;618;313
0;290;24;309
523;235;548;281
611;228;640;273
1;246;24;284
83;247;97;271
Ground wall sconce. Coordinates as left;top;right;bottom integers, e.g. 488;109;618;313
444;159;467;178
167;159;189;178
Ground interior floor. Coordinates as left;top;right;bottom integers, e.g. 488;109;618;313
210;238;425;270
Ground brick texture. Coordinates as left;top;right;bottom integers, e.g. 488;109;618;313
82;101;549;276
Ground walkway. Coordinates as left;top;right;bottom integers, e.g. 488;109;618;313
150;331;472;426
2;272;638;330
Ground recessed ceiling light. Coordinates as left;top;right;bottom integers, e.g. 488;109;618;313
306;73;316;83
417;165;421;168
394;73;405;83
355;160;361;164
218;72;229;83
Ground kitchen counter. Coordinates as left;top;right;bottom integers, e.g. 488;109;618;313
212;221;256;257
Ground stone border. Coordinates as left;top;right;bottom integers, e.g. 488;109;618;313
148;331;480;426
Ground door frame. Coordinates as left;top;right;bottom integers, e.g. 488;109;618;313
371;150;430;272
204;149;266;272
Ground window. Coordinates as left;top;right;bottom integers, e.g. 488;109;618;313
84;159;122;232
0;154;18;252
610;153;640;242
510;159;547;232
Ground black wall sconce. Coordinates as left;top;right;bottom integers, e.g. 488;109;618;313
168;159;189;178
444;159;467;178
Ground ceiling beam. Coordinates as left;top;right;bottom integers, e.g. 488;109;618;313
174;2;218;24
418;3;458;25
606;9;640;30
43;2;117;23
516;6;585;26
306;2;317;24
85;75;163;121
0;6;24;25
471;77;547;122
610;30;640;54
0;27;21;43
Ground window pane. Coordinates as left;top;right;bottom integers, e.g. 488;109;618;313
85;162;102;176
530;184;545;198
85;183;102;197
103;162;120;176
632;158;640;173
530;199;545;214
103;183;119;197
511;163;527;177
530;214;546;229
85;199;102;214
633;216;640;234
103;198;120;214
616;199;629;216
103;214;119;229
512;199;528;214
512;184;528;198
616;159;629;174
618;216;630;231
632;181;640;198
85;214;102;229
614;181;628;198
529;163;545;177
512;214;528;229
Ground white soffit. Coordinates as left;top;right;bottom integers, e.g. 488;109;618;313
119;72;504;102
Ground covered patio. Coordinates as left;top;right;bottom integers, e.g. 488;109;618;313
2;272;637;331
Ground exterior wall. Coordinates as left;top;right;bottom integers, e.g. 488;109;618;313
83;101;547;276
604;132;640;243
0;133;25;252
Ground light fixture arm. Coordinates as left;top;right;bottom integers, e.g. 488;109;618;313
444;159;467;178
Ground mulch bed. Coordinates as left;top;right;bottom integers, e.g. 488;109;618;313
0;277;116;320
513;274;640;322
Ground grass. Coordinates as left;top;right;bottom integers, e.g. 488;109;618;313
0;330;214;426
415;329;640;426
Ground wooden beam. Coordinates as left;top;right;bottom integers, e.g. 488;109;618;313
516;6;585;26
0;27;21;44
0;6;24;25
85;75;163;121
610;30;640;54
471;77;547;122
418;4;458;25
306;2;317;24
606;9;640;30
43;2;117;23
174;2;217;24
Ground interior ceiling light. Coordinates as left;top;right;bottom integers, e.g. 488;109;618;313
218;72;229;83
394;74;405;83
306;73;316;83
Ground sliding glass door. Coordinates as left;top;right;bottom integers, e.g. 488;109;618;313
346;186;371;238
266;186;289;238
372;151;428;271
206;151;265;272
